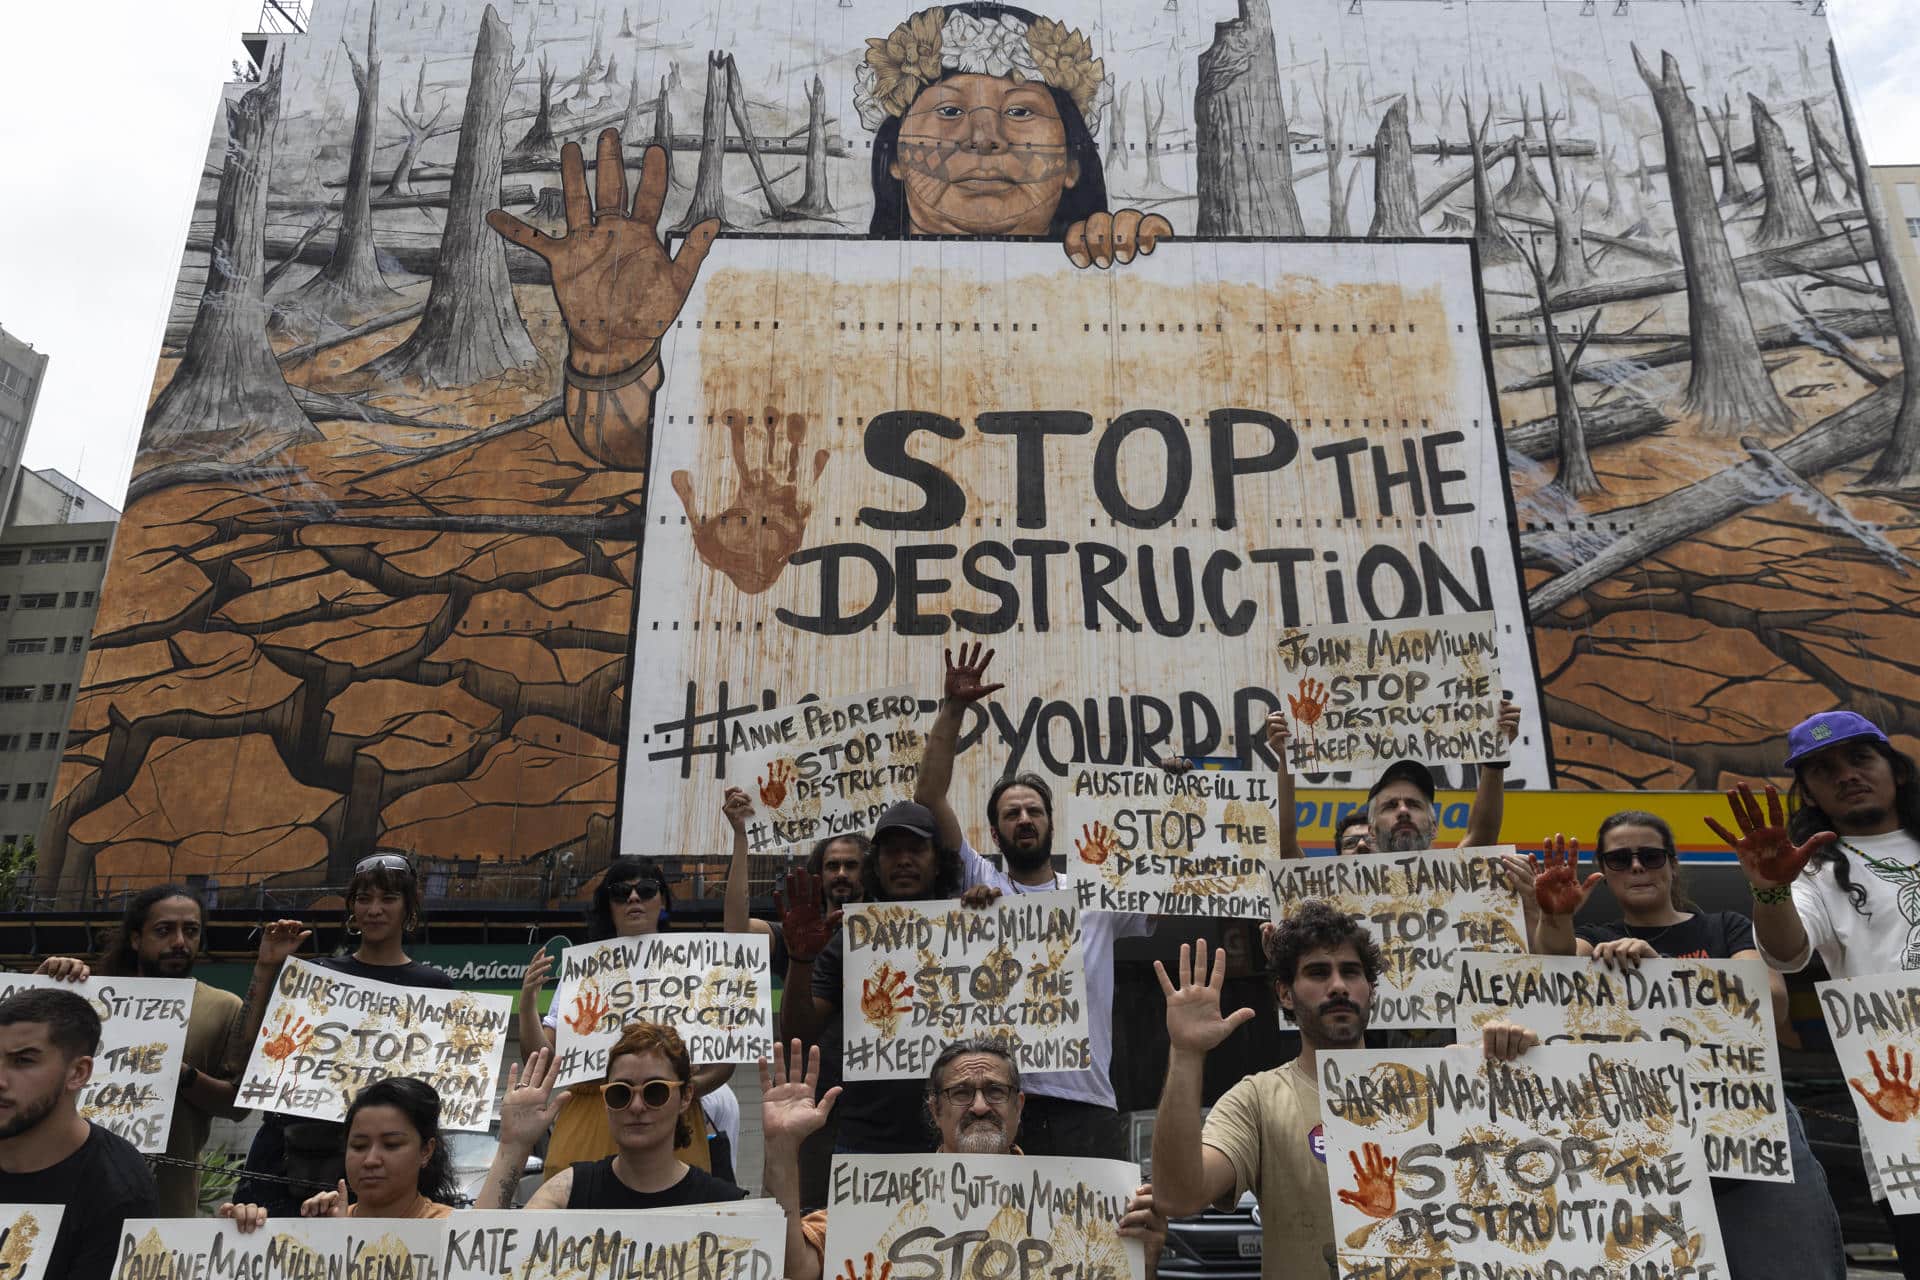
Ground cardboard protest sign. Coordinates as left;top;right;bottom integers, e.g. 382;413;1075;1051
1059;764;1275;918
0;1206;62;1280
445;1206;785;1280
824;1155;1145;1280
111;1216;446;1280
550;933;772;1086
1275;611;1505;773
1319;1043;1726;1280
1265;846;1526;1029
842;893;1088;1080
0;974;191;1153
236;958;511;1130
1818;971;1920;1214
728;686;925;853
1453;953;1790;1182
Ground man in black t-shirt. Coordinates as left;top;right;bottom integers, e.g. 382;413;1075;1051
0;988;157;1280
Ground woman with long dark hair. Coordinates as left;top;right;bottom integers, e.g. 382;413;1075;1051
513;856;732;1184
1507;813;1847;1280
230;854;453;1215
221;1077;459;1224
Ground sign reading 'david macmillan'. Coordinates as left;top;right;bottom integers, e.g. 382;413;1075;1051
622;238;1548;875
236;958;511;1130
1059;763;1275;918
1819;970;1920;1215
550;933;772;1086
726;686;925;854
824;1155;1145;1280
0;974;190;1154
112;1217;447;1280
1452;953;1790;1182
0;1205;61;1280
1266;846;1526;1029
444;1206;786;1280
841;893;1088;1080
1320;1043;1727;1280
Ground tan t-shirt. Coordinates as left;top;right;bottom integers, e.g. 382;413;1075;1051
1201;1060;1334;1280
158;980;245;1217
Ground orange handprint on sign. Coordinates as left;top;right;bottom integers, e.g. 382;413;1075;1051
859;964;914;1034
1852;1046;1920;1122
260;1011;314;1076
838;1255;892;1280
759;760;794;809
1288;677;1330;739
1336;1142;1398;1218
565;986;612;1036
1075;821;1119;866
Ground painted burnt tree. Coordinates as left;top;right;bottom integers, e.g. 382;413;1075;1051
1194;0;1303;236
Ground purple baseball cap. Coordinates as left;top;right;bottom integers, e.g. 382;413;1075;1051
1784;710;1890;770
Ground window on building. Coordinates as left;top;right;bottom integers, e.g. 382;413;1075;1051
10;785;25;803
0;689;28;704
0;596;8;612
0;735;16;750
27;548;69;566
58;684;70;699
61;592;76;608
1908;216;1920;239
38;684;53;700
51;637;65;655
90;546;105;563
70;636;84;652
32;783;44;800
26;734;41;751
19;594;54;609
0;551;18;567
0;361;33;398
6;639;46;655
80;592;94;607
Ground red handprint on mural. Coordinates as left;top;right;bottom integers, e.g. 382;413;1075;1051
859;964;914;1033
1075;821;1119;866
1852;1047;1920;1122
1289;677;1330;741
1336;1142;1398;1218
759;760;794;809
565;986;611;1036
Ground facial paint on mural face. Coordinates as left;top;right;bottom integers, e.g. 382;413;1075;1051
892;75;1078;236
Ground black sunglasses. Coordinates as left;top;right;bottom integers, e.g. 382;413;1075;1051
603;1078;680;1110
607;881;661;905
354;853;413;876
1597;846;1674;873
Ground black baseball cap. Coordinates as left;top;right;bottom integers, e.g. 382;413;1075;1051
1367;760;1436;803
873;801;937;841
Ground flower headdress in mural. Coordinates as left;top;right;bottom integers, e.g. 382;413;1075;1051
854;7;1110;137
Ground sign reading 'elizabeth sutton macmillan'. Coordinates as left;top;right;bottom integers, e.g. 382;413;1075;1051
1059;763;1276;918
841;893;1088;1080
1453;953;1791;1182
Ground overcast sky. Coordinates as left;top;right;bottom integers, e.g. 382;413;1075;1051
0;0;1913;509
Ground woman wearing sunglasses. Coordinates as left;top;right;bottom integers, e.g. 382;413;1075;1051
476;1029;747;1210
230;854;454;1215
513;856;732;1184
1506;812;1848;1280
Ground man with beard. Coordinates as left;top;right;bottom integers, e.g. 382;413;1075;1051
1150;902;1538;1280
757;1036;1165;1280
36;884;245;1215
780;801;968;1155
0;988;157;1280
1711;710;1920;1264
913;642;1153;1160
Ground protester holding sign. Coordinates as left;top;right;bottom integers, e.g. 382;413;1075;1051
0;988;156;1280
517;854;730;1184
230;855;453;1215
913;643;1152;1159
218;1076;460;1227
476;1028;748;1211
1710;709;1920;1268
35;884;243;1216
1150;905;1539;1280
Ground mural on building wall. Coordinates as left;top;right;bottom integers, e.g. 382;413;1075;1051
40;0;1920;900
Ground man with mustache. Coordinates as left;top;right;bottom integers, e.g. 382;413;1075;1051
35;884;245;1216
913;642;1152;1160
1150;902;1538;1280
758;1036;1165;1280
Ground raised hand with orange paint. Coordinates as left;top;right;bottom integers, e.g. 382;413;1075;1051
1852;1046;1920;1122
943;641;1006;704
1337;1142;1398;1218
859;964;914;1029
1533;835;1603;917
1705;782;1837;889
776;867;842;964
1074;820;1119;866
759;759;795;809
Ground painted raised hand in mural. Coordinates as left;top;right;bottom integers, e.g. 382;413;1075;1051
1532;835;1603;918
1852;1047;1920;1122
1288;677;1330;738
564;986;610;1036
859;964;914;1029
260;1012;314;1070
671;406;829;595
1337;1143;1399;1219
758;760;794;809
1705;782;1838;888
1064;210;1174;270
1075;821;1119;866
486;131;718;469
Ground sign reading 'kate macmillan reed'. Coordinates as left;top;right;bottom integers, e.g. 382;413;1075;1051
621;237;1547;871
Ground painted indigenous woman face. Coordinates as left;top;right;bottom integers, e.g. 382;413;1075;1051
891;73;1079;236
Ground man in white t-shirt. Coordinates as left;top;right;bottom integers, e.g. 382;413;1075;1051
913;642;1152;1160
1709;708;1920;1266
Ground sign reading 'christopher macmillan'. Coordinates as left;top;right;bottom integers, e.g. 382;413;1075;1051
621;239;1545;864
